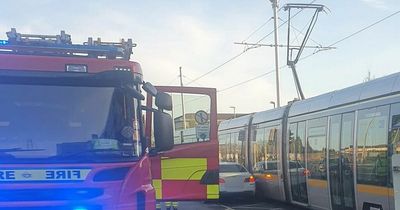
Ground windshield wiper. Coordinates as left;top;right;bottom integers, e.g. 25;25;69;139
56;148;137;159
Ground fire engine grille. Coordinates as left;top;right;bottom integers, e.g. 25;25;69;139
0;188;103;201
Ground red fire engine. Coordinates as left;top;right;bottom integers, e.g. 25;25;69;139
0;28;219;210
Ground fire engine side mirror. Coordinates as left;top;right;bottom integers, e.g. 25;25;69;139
154;110;174;152
142;82;157;97
124;86;145;100
155;92;172;111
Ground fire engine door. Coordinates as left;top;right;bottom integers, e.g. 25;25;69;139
146;86;219;201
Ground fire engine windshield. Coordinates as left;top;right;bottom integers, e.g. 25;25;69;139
0;84;141;164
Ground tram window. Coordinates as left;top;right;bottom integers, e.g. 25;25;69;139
356;106;389;186
232;132;240;163
266;127;278;160
240;130;247;166
253;127;266;172
341;113;355;176
252;126;278;173
307;117;327;180
329;115;341;205
289;123;297;162
219;133;230;162
297;121;306;170
228;130;246;166
289;161;303;169
267;161;278;170
289;122;306;166
289;121;309;203
329;115;341;170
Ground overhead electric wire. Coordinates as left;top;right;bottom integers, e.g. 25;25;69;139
182;74;203;86
217;50;319;94
218;8;400;93
242;0;291;43
283;18;323;46
291;26;302;46
217;0;318;92
218;67;283;93
186;0;317;86
327;9;400;47
185;50;248;85
241;17;273;43
254;0;317;45
218;70;274;93
165;76;179;86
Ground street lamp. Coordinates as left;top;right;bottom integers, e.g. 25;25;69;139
270;101;276;109
229;106;236;118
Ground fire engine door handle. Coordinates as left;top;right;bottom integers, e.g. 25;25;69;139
393;166;400;173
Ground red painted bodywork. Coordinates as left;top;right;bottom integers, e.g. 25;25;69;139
146;86;219;201
0;54;154;210
0;54;143;75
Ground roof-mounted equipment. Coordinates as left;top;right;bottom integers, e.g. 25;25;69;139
0;28;136;60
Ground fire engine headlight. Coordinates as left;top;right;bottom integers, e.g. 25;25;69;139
73;207;88;210
65;64;88;73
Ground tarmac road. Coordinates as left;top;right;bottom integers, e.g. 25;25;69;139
177;198;307;210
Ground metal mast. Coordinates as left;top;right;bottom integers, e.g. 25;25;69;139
179;67;186;129
271;0;281;108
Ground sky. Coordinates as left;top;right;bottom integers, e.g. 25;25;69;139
1;0;399;114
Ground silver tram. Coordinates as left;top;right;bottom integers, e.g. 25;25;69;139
218;72;400;210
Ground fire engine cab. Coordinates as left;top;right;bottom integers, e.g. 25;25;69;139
0;29;219;210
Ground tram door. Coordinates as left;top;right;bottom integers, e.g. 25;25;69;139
328;113;356;210
393;154;400;210
390;104;400;210
288;122;308;204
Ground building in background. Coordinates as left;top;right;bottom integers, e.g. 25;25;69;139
174;113;248;130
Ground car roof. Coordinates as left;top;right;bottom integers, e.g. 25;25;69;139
219;162;243;165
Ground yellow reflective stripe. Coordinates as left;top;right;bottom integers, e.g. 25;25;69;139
172;202;179;207
357;184;393;197
152;179;162;199
254;173;278;181
390;188;395;197
207;184;219;199
161;158;207;180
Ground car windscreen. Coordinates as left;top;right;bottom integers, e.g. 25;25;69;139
220;164;248;173
0;84;139;164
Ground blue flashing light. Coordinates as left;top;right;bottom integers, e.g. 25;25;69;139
73;207;88;210
0;40;8;45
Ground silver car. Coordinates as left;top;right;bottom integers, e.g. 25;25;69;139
219;162;255;198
